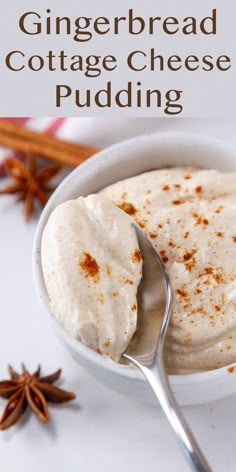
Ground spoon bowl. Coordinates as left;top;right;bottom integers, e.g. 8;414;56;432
124;223;172;367
124;224;212;472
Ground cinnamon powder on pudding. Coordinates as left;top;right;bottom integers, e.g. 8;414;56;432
79;252;100;282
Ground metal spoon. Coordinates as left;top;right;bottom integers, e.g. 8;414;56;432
123;224;212;472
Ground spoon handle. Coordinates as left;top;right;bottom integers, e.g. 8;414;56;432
126;355;212;472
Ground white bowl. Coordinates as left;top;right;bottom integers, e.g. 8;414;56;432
33;132;236;406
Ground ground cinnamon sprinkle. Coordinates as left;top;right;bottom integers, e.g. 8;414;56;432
136;218;147;229
194;217;202;226
185;258;197;272
117;202;137;215
195;186;203;194
184;231;189;239
176;289;188;298
183;250;196;262
162;256;169;263
160;250;169;263
125;279;134;285
216;232;224;238
232;236;236;243
149;232;157;239
184;174;192;180
203;280;211;285
196;307;207;315
131;304;137;311
215;205;224;214
138;221;145;228
132;249;142;264
162;185;170;191
174;184;181;189
199;267;225;285
79;252;100;282
213;272;224;284
172;200;181;205
193;214;209;227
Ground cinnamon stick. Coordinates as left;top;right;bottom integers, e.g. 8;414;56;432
0;119;99;167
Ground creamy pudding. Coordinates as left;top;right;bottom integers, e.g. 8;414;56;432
100;167;236;373
41;166;236;374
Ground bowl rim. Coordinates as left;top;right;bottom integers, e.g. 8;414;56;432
33;131;236;385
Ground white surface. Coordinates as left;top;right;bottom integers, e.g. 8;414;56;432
1;118;236;472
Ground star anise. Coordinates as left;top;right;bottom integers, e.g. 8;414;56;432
0;364;76;430
0;154;60;221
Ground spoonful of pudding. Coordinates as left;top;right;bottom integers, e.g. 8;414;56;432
41;194;211;472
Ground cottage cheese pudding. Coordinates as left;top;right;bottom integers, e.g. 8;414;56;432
41;167;236;375
100;167;236;374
